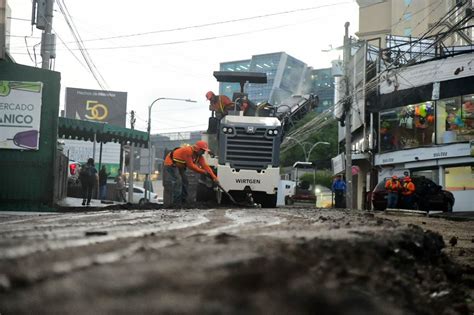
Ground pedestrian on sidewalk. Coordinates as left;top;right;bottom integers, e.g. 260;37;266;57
99;165;110;200
385;175;401;209
115;171;127;202
332;175;346;208
79;158;98;206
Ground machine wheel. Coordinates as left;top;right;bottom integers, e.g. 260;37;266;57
444;202;453;213
285;196;294;205
138;198;147;206
196;182;215;202
261;194;277;208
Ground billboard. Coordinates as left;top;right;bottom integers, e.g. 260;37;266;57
0;81;43;150
65;87;127;127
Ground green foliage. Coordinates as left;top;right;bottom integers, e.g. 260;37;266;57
300;170;333;188
280;119;338;168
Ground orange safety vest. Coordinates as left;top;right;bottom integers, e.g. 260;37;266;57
385;179;401;192
211;95;234;114
402;181;415;196
164;146;217;181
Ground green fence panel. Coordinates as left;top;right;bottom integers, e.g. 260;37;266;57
0;61;61;211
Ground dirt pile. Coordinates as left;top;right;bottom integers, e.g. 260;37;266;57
198;225;470;314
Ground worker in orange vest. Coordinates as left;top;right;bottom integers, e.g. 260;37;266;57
385;175;401;209
401;177;416;209
164;140;218;206
206;91;235;118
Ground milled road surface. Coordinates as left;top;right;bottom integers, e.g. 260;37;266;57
0;208;472;314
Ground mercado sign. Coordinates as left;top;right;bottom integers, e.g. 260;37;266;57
0;81;43;150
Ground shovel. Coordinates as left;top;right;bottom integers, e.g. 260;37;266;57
215;181;239;205
213;179;259;208
206;173;259;207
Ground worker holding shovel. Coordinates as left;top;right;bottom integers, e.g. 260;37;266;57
163;140;218;207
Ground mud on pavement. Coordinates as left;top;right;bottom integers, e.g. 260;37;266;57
0;208;472;314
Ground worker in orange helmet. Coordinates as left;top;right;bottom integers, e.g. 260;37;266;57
401;176;416;209
164;140;218;206
206;91;235;118
385;175;401;209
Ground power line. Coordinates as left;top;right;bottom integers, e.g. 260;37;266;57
7;16;31;21
282;3;470;152
10;2;353;51
351;1;466;106
70;2;352;44
55;0;109;91
32;16;334;51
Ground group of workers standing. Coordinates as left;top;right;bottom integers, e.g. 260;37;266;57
385;173;416;209
331;172;417;210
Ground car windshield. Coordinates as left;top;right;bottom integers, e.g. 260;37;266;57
373;179;387;191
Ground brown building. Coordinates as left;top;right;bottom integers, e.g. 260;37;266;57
356;0;472;47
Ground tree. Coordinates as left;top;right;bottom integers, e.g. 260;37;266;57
280;119;338;168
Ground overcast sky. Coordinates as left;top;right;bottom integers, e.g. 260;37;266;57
7;0;359;134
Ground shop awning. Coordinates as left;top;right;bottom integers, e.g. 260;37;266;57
58;117;149;147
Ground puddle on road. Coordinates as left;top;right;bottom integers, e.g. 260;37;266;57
202;209;285;236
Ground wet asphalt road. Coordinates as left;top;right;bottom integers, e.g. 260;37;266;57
0;208;472;314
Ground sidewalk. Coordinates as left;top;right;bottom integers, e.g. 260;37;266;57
56;197;124;208
429;211;474;221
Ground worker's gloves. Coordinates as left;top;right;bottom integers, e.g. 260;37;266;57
206;173;219;185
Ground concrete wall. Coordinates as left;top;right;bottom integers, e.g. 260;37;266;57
452;190;474;212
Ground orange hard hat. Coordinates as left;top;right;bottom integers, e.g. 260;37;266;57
392;175;398;179
195;140;209;152
205;91;215;100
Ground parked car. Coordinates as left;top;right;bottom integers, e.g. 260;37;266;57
288;180;316;204
371;176;454;212
68;160;82;185
125;185;161;205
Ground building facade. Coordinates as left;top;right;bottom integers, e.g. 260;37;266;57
356;0;472;47
219;52;333;107
375;52;474;211
335;0;474;211
303;68;335;113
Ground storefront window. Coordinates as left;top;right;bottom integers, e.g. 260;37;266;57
445;166;474;191
436;95;474;144
379;102;435;152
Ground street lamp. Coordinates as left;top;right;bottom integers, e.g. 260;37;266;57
145;97;197;201
287;137;330;162
307;141;330;162
286;136;308;161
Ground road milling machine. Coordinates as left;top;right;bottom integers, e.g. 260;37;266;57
196;71;318;207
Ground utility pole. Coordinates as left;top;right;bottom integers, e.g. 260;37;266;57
343;21;353;209
33;0;55;69
128;110;136;204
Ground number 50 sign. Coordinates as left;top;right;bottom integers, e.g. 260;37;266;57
85;100;109;121
65;88;127;127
